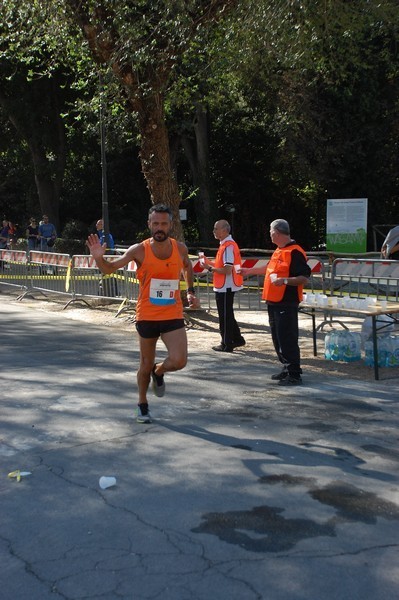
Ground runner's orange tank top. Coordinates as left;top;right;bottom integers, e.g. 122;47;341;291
136;238;184;321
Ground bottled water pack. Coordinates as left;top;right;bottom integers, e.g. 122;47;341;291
324;330;362;362
364;335;399;368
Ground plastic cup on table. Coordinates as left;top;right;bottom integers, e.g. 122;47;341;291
320;295;328;307
329;296;338;307
306;293;315;305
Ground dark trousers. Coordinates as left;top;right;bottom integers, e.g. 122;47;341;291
267;304;302;377
215;288;242;348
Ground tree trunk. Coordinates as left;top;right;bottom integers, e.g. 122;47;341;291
29;146;60;230
0;79;66;232
65;0;238;242
181;105;215;245
133;90;184;240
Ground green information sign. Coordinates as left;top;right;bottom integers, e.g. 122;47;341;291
326;199;368;253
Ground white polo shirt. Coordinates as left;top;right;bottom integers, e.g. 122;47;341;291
213;235;243;293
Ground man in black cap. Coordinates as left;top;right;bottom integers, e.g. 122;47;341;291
241;219;310;385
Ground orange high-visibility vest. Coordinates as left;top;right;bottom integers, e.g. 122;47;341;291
213;239;243;290
262;244;307;302
136;238;184;321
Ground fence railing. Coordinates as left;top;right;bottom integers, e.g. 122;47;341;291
1;249;327;313
330;258;399;301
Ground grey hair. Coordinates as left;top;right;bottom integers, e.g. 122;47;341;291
270;219;290;235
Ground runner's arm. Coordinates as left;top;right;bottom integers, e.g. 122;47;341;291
180;243;195;290
86;234;142;274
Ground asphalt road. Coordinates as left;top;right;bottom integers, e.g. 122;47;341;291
1;297;399;600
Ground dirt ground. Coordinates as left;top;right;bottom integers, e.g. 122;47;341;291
5;288;397;383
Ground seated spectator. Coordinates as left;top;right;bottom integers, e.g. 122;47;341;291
38;215;57;252
381;225;399;260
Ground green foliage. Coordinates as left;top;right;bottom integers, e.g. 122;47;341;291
61;219;88;240
54;237;86;255
1;0;399;251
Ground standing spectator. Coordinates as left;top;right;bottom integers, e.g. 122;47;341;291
241;219;310;385
381;225;399;260
96;219;115;250
202;219;245;352
7;221;17;249
26;218;40;251
38;215;57;252
0;219;10;249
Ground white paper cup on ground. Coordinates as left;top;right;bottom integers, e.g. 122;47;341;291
99;476;116;490
270;273;277;283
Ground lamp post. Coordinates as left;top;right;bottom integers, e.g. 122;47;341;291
99;75;110;251
226;204;236;234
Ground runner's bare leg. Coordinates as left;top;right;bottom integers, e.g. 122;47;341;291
157;327;188;375
137;336;157;404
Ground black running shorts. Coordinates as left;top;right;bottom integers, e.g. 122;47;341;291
135;319;185;339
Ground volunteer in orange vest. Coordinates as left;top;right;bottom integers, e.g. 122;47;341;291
241;219;310;385
86;203;196;423
202;219;246;352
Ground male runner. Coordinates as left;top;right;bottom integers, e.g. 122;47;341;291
87;204;196;422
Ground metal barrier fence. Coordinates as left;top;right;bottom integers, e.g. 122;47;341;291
0;250;28;293
191;256;325;311
0;250;329;312
68;255;128;307
330;258;399;301
24;251;72;300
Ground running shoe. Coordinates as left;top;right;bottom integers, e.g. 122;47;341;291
151;364;165;397
212;344;234;352
278;375;303;386
136;403;152;423
271;369;289;381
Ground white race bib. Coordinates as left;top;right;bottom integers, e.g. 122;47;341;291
149;278;179;305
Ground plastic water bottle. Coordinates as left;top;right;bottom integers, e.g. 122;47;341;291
348;332;361;362
364;340;374;366
340;331;351;362
391;336;399;367
378;336;390;368
324;332;332;360
330;331;340;361
386;336;394;368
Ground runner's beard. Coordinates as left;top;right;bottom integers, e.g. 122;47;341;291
153;231;169;242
